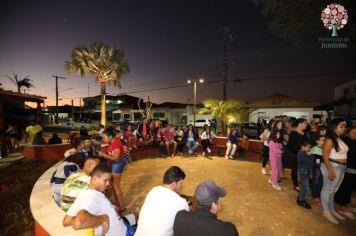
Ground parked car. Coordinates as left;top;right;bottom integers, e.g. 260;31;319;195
241;122;258;139
231;122;258;139
194;119;211;128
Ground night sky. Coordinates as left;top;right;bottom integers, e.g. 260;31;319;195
0;0;355;106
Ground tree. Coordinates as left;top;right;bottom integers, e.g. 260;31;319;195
252;0;355;46
198;99;252;135
6;73;34;93
65;42;129;126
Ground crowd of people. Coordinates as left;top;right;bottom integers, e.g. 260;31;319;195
34;115;355;235
46;117;247;236
258;115;356;224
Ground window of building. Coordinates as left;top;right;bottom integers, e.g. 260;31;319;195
344;87;350;96
153;112;165;118
133;113;142;120
123;113;130;119
113;113;121;121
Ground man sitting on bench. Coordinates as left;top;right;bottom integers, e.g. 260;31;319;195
63;163;137;236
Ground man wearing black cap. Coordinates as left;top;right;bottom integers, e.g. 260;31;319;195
173;180;239;236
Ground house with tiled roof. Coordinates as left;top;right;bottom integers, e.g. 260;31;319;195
247;93;319;122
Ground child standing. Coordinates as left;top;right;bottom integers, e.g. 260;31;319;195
268;130;283;190
297;140;314;209
311;134;325;205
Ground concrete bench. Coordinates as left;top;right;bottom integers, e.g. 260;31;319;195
20;144;72;161
129;137;263;161
31;162;86;236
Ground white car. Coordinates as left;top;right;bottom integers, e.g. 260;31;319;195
193;119;211;128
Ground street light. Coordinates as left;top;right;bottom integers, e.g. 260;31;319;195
187;78;204;127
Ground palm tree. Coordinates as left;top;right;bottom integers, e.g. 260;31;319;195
198;98;251;135
6;73;34;93
65;42;129;126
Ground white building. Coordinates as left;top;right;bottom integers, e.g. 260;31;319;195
333;80;356;119
248;94;319;123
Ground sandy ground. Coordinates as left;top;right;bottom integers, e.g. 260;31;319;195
0;154;355;236
120;155;356;236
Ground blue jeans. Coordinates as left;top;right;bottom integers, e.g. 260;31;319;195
186;141;199;153
311;164;323;199
51;183;62;206
110;158;127;174
298;168;310;201
320;162;346;211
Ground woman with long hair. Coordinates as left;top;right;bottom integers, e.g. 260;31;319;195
183;124;199;155
320;118;348;224
201;126;216;156
260;119;274;175
98;127;127;211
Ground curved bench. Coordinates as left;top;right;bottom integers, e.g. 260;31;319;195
20;143;72;161
30;162;86;236
130;137;263;161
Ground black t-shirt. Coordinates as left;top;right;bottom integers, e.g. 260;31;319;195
286;131;307;154
343;136;356;169
174;209;239;236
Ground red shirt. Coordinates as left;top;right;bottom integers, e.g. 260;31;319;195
107;138;124;160
142;125;147;138
164;128;174;141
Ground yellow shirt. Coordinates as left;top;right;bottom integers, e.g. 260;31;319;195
26;124;42;142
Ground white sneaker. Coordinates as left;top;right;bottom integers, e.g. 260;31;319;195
272;184;281;191
207;147;211;153
339;210;356;220
323;211;339;224
331;210;346;220
202;152;205;156
229;155;234;159
188;150;193;155
261;168;267;175
268;179;273;184
225;155;229;159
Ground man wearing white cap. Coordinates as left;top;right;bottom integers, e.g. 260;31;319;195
173;180;239;236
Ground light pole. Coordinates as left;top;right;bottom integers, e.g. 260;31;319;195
52;75;67;124
187;78;204;127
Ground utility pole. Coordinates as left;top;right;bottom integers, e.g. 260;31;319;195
79;98;82;119
52;75;67;124
222;26;233;101
71;99;74;118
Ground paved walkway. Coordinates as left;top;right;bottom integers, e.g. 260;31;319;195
0;152;24;169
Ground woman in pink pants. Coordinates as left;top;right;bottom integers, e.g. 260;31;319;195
268;130;283;190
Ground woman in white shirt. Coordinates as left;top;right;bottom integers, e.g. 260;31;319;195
320;118;348;224
201;126;216;156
